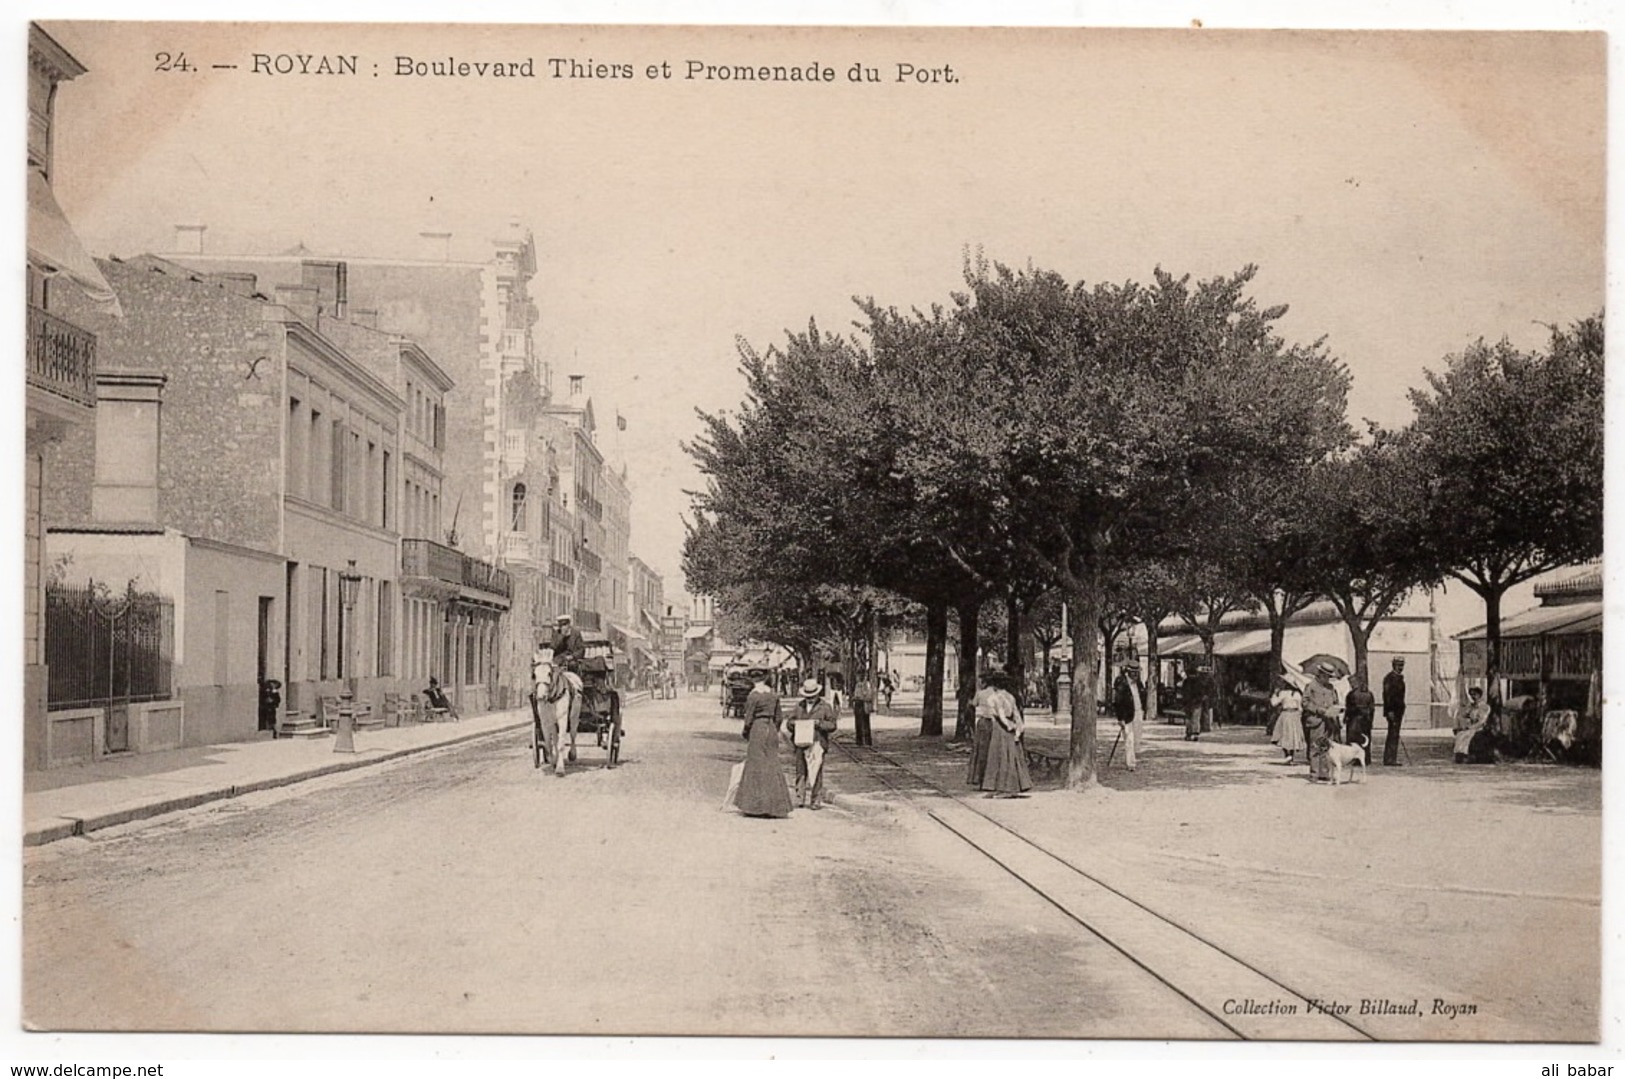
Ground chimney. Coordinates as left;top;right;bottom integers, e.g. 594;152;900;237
211;272;258;298
274;284;321;326
568;374;584;399
173;224;206;254
419;230;451;261
299;260;348;319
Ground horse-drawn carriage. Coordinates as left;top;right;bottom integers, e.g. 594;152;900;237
531;632;623;773
721;667;765;718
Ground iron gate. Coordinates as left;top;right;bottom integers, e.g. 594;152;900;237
45;579;174;753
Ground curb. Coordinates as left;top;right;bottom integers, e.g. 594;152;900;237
23;717;532;847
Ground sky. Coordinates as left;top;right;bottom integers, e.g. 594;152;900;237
34;17;1607;600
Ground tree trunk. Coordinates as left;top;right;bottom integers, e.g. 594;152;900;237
1065;562;1102;791
921;600;948;737
954;597;982;743
1143;616;1162;721
1268;614;1286;686
1005;591;1024;704
1198;634;1217;731
1344;614;1373;691
1483;587;1503;715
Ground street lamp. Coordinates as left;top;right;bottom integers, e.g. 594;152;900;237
336;559;362;753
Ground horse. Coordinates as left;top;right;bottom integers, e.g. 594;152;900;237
531;646;583;775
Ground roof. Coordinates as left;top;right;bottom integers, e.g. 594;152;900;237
1533;563;1602;602
1454;598;1602;641
1160;627;1274;657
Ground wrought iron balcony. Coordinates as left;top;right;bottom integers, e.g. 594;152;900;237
578;549;602;576
549;559;576;585
28;303;96;410
402;537;512;602
575;488;604;521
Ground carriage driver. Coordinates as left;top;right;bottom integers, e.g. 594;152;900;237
550;614;587;673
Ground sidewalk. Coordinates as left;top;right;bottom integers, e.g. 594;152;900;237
24;692;650;847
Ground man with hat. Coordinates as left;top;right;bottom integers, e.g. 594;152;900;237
550;613;587;674
1302;662;1342;782
1183;663;1214;741
1381;656;1407;766
787;678;839;809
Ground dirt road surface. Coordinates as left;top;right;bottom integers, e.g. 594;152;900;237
23;691;1599;1042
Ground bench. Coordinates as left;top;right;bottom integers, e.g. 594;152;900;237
417;691;455;722
1024;746;1068;777
316;695;351;728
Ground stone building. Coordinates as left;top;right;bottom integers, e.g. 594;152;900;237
41;254;511;759
540;380;606;632
174;226;543;710
629;554;667;682
25;23;123;768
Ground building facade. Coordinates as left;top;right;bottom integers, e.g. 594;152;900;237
40;253;512;762
24;24;120;770
176;230;541;708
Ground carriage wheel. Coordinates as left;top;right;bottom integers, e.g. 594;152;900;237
607;694;622;767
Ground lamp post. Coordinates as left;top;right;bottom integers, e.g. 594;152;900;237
336;559;362;753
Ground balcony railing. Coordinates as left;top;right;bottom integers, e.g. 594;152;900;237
28;304;97;409
549;559;576;585
402;537;512;601
462;555;512;599
575;489;604;521
500;531;532;563
578;549;602;576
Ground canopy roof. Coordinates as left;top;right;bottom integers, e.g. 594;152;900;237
1454;599;1602;642
1161;627;1274;657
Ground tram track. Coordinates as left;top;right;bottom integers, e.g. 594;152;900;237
834;739;1383;1041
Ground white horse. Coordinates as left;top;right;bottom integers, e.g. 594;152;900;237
531;646;583;776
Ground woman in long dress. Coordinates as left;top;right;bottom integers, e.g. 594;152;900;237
979;672;1032;797
735;674;793;818
1269;678;1306;765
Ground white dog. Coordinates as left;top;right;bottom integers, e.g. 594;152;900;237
1325;735;1368;785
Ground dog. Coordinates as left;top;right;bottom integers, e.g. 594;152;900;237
1325;735;1368;785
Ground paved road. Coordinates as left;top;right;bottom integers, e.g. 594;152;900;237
24;692;1228;1038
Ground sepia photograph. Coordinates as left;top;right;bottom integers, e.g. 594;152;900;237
14;5;1611;1062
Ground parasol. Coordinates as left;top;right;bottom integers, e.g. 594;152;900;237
1299;654;1351;680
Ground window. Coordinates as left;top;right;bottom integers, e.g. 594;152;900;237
366;440;377;525
330;420;346;511
308;408;323;503
349;429;362;517
511;482;527;532
382;449;393;530
286;397;302;500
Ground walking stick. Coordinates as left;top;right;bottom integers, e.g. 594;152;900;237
1105;722;1124;768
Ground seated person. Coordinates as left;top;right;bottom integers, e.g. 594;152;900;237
1453;687;1496;764
424;676;458;718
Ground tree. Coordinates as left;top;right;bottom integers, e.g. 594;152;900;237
1105;555;1187;722
943;261;1351;789
1232;466;1328;685
1300;438;1437;688
1404;316;1604;709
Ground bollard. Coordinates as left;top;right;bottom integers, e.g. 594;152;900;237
333;708;355;750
